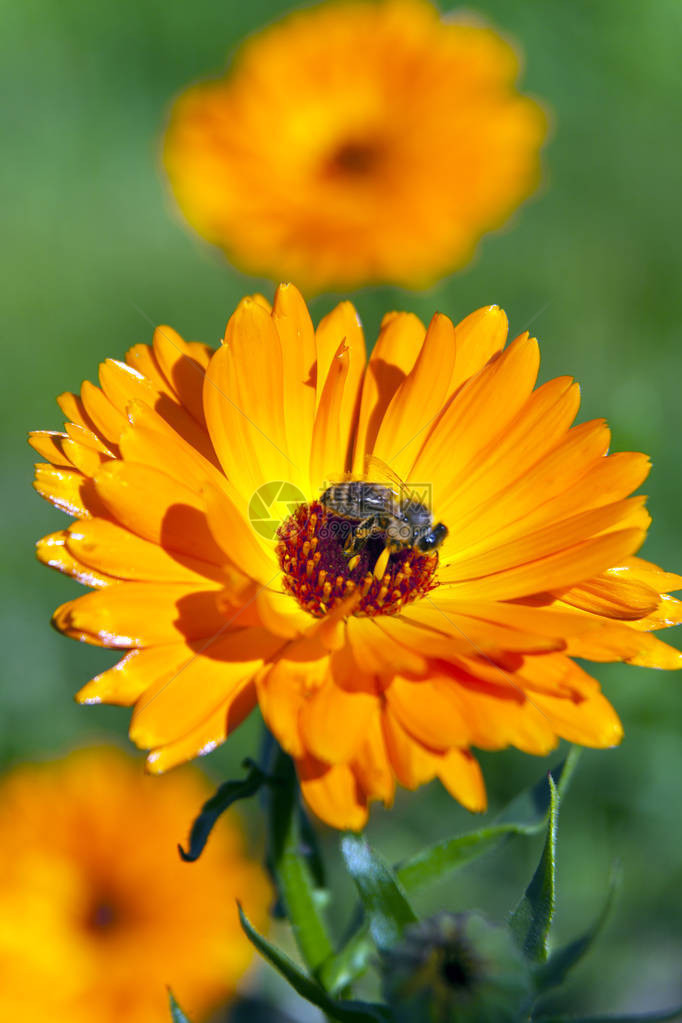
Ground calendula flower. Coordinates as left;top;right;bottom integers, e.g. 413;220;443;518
31;285;682;830
0;749;270;1023
163;0;546;292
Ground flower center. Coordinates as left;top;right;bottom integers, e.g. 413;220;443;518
84;895;120;934
276;501;439;618
324;139;382;178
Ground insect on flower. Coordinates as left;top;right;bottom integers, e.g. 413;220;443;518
320;457;448;579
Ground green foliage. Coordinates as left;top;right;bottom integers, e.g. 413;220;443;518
242;750;682;1021
340;834;417;950
321;751;579;995
264;747;334;975
178;758;268;862
167;989;193;1023
533;1010;682;1023
534;868;620;995
238;904;391;1023
397;748;580;893
509;776;559;963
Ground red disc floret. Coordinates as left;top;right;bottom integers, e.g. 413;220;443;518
276;501;439;618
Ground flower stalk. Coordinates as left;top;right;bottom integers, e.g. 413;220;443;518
265;743;334;980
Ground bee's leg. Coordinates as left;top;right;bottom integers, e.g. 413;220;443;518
344;516;376;556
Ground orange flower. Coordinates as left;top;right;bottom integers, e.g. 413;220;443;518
31;285;682;830
0;748;270;1023
162;0;546;292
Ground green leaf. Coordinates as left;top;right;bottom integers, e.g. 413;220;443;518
340;833;418;951
510;775;559;963
321;751;580;995
533;1009;682;1023
167;989;192;1022
535;866;620;993
397;747;580;894
266;748;334;975
238;904;391;1023
178;758;267;862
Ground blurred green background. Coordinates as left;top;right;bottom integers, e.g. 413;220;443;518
2;0;681;1017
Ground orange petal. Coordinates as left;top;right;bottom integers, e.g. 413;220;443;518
53;582;225;647
66;518;226;584
297;756;368;831
431;669;558;755
443;498;649;581
352;310;425;474
57;390;96;432
62;437;107;477
371;312;456;480
125;342;177;400
75;645;189;706
152;324;208;427
94;461;226;564
80;380;127;448
256;657;328;758
146;680;257;772
386;606;564;657
298;678;376;764
202;480;277;584
437;748;487;812
98;358;158;414
351;706;395;806
272;283;317;487
347;616;428;676
440;528;646;601
411;332;540;501
385;676;471;750
314;300;366;472
130;631;271;746
437;375;580;527
557;573;660;621
566;623;682;669
28;431;71;467
33;464;107;519
615;556;682;594
381;707;440;789
121;399;221;491
529;689;623;747
255;589;312;639
309;339;351;489
64;421;114;456
204;298;298;500
36;530;114;588
448;305;508;395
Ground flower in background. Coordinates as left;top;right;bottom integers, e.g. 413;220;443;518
31;285;682;830
163;0;546;292
0;749;270;1023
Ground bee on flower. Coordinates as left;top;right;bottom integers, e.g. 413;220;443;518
31;284;682;830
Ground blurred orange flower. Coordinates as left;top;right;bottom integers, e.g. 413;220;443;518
163;0;546;292
31;285;682;830
0;749;270;1023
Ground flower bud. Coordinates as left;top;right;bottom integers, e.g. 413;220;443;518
380;911;532;1023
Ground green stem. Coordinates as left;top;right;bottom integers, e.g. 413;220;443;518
265;743;335;981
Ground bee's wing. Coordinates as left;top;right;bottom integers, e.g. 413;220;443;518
363;454;408;497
